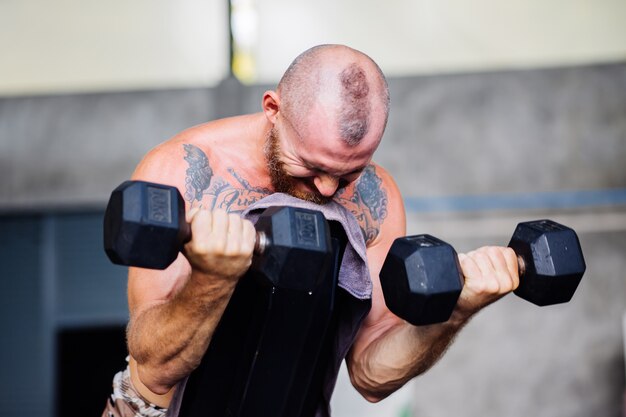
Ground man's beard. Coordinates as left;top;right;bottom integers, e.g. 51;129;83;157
264;127;332;205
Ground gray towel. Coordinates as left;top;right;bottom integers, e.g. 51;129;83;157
242;192;372;300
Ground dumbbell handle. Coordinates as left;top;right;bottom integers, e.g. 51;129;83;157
179;221;269;255
516;254;527;277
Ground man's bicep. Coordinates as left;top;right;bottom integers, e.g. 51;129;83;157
351;168;407;353
365;165;406;317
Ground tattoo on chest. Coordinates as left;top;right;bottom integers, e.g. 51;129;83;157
183;144;270;213
334;165;388;244
183;143;388;242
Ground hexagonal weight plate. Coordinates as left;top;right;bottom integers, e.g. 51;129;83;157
251;206;332;292
103;180;188;269
509;220;586;306
380;234;464;326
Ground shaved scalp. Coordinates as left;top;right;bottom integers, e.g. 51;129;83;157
277;44;390;146
339;63;370;145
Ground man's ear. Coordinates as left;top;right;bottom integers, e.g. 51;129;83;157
262;91;280;123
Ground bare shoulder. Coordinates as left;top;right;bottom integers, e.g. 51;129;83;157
333;163;405;246
133;115;271;213
132;121;217;183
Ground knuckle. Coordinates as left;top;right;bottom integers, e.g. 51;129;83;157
244;222;256;238
485;246;501;257
193;240;212;256
472;251;488;263
212;209;226;223
227;212;242;223
476;280;494;296
190;209;204;224
503;247;517;261
489;279;502;294
482;276;498;293
222;244;242;257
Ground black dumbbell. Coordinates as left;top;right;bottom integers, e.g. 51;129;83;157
380;219;586;326
103;180;333;292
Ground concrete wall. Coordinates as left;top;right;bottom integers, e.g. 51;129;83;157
0;63;624;416
384;64;626;195
0;89;217;209
2;63;625;208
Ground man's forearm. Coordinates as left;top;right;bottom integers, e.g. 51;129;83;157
348;311;470;402
127;271;237;394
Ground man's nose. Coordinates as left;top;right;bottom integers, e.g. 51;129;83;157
313;174;340;197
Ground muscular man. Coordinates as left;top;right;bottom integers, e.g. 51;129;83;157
110;44;519;414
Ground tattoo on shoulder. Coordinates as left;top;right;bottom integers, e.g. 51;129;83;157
335;164;388;243
356;165;388;222
182;143;270;212
183;144;213;204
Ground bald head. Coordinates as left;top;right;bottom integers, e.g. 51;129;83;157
277;44;390;146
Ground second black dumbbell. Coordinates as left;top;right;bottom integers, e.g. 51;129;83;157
380;220;587;325
103;180;333;292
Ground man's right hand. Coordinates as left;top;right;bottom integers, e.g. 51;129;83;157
183;208;257;284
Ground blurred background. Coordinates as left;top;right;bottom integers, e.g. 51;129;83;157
1;0;625;416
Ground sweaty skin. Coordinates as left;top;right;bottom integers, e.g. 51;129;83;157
125;45;520;407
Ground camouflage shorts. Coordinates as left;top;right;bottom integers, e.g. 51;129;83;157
102;365;167;417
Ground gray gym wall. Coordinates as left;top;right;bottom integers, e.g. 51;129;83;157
1;1;626;417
